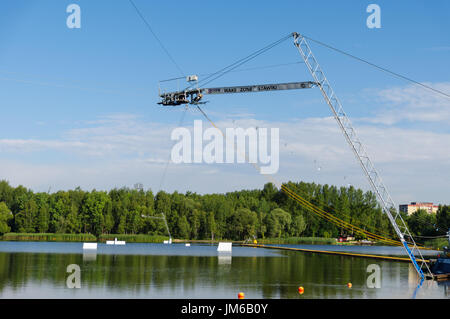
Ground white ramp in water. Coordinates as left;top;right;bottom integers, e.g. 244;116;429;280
83;243;97;250
217;242;232;252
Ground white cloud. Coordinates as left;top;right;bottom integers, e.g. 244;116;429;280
0;113;173;160
0;108;449;204
360;82;450;125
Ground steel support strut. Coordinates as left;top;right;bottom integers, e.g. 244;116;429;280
292;32;431;279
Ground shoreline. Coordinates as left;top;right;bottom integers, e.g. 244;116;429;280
0;233;363;246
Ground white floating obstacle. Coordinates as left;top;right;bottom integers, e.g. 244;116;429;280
217;242;232;252
163;238;172;244
114;238;125;245
185;243;191;247
83;243;97;250
106;238;126;245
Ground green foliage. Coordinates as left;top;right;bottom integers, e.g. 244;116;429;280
291;215;306;237
323;231;332;238
404;205;450;245
423;238;449;251
0;179;440;242
227;208;258;239
265;208;291;238
0;202;13;234
177;216;190;239
436;205;450;232
407;209;437;237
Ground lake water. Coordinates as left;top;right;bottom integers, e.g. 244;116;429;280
0;242;448;299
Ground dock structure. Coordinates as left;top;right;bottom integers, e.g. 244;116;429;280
241;244;430;264
426;273;450;281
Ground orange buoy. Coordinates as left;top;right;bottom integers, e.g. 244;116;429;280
238;292;245;299
347;283;352;288
298;286;304;294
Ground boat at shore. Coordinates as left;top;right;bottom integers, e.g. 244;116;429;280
427;230;450;281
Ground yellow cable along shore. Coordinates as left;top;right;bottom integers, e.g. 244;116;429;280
241;244;430;263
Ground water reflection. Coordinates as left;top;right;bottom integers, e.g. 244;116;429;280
412;277;424;299
217;255;232;265
83;252;97;262
437;281;450;297
0;243;447;299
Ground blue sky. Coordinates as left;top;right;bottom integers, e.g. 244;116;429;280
0;0;449;205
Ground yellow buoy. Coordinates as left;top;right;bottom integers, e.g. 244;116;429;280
298;286;304;294
238;292;245;299
347;283;352;288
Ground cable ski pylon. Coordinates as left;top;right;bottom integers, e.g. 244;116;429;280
157;31;435;280
292;32;432;279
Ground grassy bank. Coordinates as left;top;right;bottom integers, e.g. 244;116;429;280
424;238;448;251
98;234;169;243
256;237;336;245
1;233;96;242
0;233;169;243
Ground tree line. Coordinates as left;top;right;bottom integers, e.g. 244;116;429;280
0;180;448;242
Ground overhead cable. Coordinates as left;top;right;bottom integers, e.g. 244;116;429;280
302;34;450;100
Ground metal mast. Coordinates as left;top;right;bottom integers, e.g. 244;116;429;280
292;32;432;279
141;212;172;243
161;212;172;243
